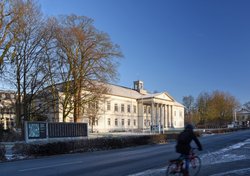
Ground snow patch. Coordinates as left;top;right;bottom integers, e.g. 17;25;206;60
128;168;165;176
201;138;250;165
128;138;250;176
210;168;250;176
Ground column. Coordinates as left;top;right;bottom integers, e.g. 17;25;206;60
164;104;166;128
170;105;173;127
156;103;158;128
159;104;163;132
141;102;144;129
151;102;154;126
167;105;170;127
145;105;149;129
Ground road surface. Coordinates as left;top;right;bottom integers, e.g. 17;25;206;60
1;129;250;176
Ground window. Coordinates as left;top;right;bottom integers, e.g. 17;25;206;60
127;105;131;113
108;118;111;126
95;120;98;126
134;119;136;126
148;107;151;114
128;119;131;126
115;119;118;126
121;104;125;112
114;103;118;112
89;102;98;110
107;101;111;111
133;105;136;113
1;94;6;99
10;108;15;114
174;111;176;116
144;106;147;113
10;94;15;99
179;111;182;117
122;119;124;126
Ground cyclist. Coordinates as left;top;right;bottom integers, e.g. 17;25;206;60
175;124;202;176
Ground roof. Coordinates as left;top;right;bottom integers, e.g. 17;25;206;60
237;108;250;114
105;83;184;106
52;80;183;106
105;83;142;99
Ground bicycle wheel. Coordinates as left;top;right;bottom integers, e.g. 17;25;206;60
188;156;201;176
166;162;182;176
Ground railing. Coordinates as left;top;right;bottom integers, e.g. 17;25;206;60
48;123;87;138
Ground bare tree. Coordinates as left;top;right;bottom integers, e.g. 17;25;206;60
0;0;23;66
85;85;108;132
196;92;210;126
182;95;194;124
50;15;122;122
0;3;123;126
1;0;52;127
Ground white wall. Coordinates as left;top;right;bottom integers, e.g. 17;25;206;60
91;95;138;132
172;106;184;128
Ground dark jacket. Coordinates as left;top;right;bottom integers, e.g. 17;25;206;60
175;129;202;155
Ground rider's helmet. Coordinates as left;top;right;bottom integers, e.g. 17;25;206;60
185;124;194;131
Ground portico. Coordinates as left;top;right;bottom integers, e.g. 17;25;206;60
137;92;184;132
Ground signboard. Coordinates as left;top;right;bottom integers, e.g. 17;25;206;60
25;121;88;143
151;125;163;133
28;122;47;139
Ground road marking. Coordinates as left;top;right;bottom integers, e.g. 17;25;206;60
19;161;83;172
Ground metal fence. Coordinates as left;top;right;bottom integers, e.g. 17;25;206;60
48;123;87;138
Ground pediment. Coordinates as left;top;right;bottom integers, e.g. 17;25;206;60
237;108;250;114
154;92;174;101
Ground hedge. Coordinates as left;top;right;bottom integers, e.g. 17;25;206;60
12;134;179;157
8;128;247;159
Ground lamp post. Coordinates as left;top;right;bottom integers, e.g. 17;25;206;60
234;109;237;122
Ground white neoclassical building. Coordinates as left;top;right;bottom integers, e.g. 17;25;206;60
0;80;184;132
0;80;184;133
79;80;185;133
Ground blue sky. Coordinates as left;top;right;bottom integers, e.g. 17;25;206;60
38;0;250;105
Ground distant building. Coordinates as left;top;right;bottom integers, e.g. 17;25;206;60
236;108;250;127
0;91;16;129
40;80;184;133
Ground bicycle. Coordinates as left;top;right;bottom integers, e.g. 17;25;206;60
166;148;201;176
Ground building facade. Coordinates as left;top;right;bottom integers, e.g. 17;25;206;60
0;81;184;132
44;80;184;133
236;108;250;127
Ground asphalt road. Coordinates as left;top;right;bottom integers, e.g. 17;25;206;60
1;129;250;176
